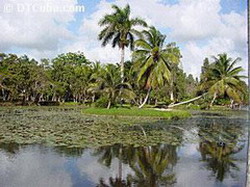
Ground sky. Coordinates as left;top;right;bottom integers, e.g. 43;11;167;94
0;0;248;78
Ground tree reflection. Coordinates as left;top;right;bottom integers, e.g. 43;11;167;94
94;144;178;187
128;145;177;187
198;119;245;181
0;143;20;154
94;144;134;187
54;146;85;157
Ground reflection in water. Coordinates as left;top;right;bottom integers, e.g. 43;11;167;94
0;143;20;155
0;117;247;187
95;144;178;187
197;118;246;182
94;144;133;187
199;141;243;181
128;145;177;187
55;146;85;157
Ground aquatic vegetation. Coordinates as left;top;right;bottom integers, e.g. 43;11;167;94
0;107;247;150
0;107;185;148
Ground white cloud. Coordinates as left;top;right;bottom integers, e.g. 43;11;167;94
182;37;247;78
0;0;77;51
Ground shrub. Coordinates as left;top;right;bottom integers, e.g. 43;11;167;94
95;96;110;108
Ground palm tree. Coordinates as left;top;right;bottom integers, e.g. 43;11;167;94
97;64;135;109
98;4;147;82
87;62;105;103
201;53;247;107
165;43;182;102
132;27;180;108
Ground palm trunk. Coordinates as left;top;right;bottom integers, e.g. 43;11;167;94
210;92;217;107
2;88;6;101
230;99;234;109
107;100;111;109
92;95;95;103
170;78;175;102
120;46;125;83
170;91;174;102
168;93;207;108
139;88;151;108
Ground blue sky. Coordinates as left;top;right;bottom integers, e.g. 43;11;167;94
0;0;247;77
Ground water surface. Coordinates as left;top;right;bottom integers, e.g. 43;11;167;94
0;112;248;187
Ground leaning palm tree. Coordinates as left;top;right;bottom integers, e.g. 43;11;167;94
132;27;180;108
98;4;147;82
201;53;247;106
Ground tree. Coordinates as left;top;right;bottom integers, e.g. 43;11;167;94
200;53;247;106
132;27;180;108
98;4;147;82
166;43;182;102
50;52;91;102
169;53;247;108
97;64;135;109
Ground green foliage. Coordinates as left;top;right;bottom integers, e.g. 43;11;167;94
98;4;147;50
199;53;247;105
133;27;180;89
95;96;110;108
98;4;147;81
215;98;231;106
0;5;247;110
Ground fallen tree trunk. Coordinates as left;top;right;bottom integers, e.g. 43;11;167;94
168;93;207;108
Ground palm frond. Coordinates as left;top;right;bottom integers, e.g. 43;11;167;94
131;18;148;27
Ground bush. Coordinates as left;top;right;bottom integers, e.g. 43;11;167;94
95;96;110;108
164;99;172;106
200;103;210;110
215;98;231;105
196;96;211;110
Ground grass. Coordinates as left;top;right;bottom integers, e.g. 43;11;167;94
82;107;191;119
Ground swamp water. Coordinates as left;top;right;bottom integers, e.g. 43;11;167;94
0;107;248;187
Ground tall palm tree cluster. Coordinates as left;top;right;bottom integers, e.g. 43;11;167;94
98;4;247;108
0;4;247;108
